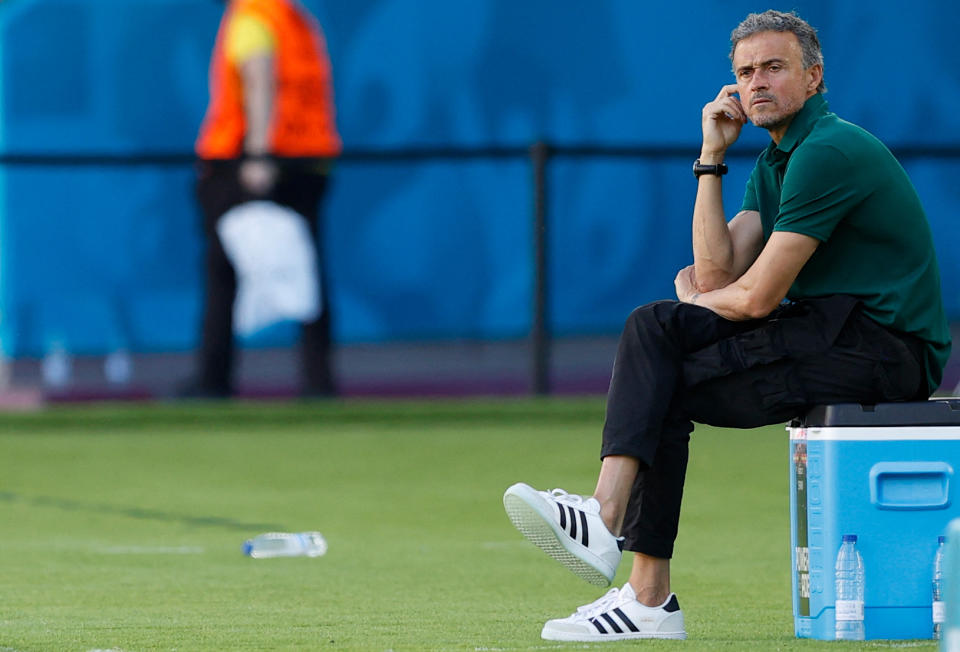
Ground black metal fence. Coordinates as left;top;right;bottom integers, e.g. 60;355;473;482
3;142;959;395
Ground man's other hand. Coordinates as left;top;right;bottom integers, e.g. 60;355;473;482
240;158;279;196
701;85;748;158
674;265;703;304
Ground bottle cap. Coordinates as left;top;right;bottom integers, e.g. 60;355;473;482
940;535;947;544
842;534;857;543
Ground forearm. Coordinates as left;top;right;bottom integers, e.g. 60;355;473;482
241;54;276;156
691;153;737;291
682;231;821;321
238;54;280;195
690;280;767;321
694;83;751;290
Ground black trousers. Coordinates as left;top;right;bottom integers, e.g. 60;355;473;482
194;160;334;396
601;297;927;558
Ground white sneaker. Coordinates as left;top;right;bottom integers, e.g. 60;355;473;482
541;582;687;641
502;482;623;586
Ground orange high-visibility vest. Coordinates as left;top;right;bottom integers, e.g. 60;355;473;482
196;0;341;159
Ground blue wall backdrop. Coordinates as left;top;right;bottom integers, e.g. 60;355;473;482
1;0;958;366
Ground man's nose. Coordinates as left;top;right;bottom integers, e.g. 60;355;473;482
750;70;769;91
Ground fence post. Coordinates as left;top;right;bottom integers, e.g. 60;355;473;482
529;140;551;396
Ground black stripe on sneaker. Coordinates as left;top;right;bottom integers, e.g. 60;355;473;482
600;612;623;634
579;510;589;547
589;618;607;634
567;506;577;540
557;503;566;530
613;608;639;632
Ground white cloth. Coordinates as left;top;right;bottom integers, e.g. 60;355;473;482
216;200;321;336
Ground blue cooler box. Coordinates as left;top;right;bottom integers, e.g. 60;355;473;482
789;400;960;640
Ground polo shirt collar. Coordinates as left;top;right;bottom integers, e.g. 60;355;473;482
772;92;828;155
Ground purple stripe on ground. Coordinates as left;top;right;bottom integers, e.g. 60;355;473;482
38;373;611;403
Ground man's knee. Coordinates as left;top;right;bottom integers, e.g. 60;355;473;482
623;300;682;332
622;300;730;354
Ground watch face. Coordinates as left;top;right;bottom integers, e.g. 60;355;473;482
693;160;727;177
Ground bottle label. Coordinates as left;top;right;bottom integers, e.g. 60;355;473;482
792;441;810;617
835;599;863;621
946;627;960;649
934;600;946;624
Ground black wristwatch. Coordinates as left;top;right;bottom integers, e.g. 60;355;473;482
693;159;728;178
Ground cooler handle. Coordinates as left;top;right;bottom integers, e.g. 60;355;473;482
869;462;952;510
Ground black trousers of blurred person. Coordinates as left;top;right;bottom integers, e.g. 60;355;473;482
191;159;334;397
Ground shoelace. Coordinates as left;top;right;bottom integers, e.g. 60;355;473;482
573;587;623;619
548;488;586;507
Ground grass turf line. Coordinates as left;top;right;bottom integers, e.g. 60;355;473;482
0;398;937;650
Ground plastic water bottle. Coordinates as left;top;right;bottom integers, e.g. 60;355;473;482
104;349;132;385
41;342;72;388
943;520;960;651
242;532;327;558
935;535;946;640
835;534;865;640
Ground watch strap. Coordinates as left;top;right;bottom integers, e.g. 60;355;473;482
693;159;728;178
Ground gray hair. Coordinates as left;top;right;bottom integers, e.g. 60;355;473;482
730;10;826;93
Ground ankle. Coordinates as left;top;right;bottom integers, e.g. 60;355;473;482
630;583;670;608
596;498;622;535
628;552;671;606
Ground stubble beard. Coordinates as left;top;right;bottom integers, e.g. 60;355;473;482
751;110;792;131
749;95;803;131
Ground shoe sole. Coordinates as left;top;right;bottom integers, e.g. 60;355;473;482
541;628;687;642
502;483;613;587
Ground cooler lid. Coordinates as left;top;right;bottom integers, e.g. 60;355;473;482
795;399;960;427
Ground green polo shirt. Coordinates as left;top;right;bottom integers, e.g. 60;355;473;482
741;93;951;393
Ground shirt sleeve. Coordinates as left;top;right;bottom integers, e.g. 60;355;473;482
773;143;867;242
225;11;276;64
740;167;759;212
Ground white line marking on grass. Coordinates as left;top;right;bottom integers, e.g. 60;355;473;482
95;545;204;555
475;646;591;651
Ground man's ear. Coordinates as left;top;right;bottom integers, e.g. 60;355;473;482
807;63;823;92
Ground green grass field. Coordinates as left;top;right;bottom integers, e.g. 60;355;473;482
0;398;937;651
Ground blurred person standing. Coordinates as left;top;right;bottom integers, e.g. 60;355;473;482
185;0;341;398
